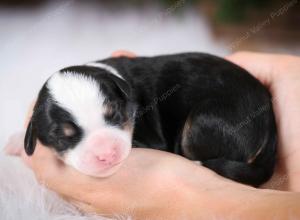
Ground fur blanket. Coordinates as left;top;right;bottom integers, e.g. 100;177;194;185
0;151;129;220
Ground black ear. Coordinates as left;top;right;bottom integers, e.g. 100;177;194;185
112;77;131;99
24;120;37;156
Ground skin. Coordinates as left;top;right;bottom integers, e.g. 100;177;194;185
14;51;300;219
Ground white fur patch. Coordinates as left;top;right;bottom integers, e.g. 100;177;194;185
85;62;124;80
47;72;106;131
47;72;132;176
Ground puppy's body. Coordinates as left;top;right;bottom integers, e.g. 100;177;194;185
25;53;277;186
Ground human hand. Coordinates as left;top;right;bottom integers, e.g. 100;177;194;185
226;52;300;191
6;50;233;219
17;103;241;219
7;50;300;219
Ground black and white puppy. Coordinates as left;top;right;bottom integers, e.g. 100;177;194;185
24;53;277;186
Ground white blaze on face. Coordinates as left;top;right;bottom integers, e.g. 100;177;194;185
47;72;132;177
48;72;105;130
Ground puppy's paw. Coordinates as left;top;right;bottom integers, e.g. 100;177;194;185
4;130;25;156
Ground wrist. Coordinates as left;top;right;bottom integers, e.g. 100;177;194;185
173;166;249;218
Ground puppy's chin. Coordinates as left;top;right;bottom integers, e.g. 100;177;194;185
68;160;125;178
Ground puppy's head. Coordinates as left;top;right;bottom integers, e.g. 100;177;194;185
25;66;136;177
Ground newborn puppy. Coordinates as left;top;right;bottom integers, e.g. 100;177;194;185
24;53;277;186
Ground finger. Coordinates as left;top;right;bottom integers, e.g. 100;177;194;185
225;51;278;88
24;142;102;204
111;50;136;58
71;200;98;213
23;141;62;176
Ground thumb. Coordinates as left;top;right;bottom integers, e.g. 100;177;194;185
111;50;136;58
226;51;278;88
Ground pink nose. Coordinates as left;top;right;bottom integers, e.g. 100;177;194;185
95;150;118;165
82;129;127;168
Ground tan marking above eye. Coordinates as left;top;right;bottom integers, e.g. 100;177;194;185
181;118;195;160
105;104;114;116
62;123;76;137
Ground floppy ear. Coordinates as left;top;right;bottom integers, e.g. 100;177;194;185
24;120;37;155
113;77;131;99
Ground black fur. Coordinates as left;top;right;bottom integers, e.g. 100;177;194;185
25;52;277;186
26;86;84;154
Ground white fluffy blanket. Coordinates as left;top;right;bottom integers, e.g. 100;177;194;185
0;152;129;220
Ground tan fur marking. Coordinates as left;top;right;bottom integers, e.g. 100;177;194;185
181;118;194;159
247;147;263;164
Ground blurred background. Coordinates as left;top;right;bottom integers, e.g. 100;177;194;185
0;0;299;147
